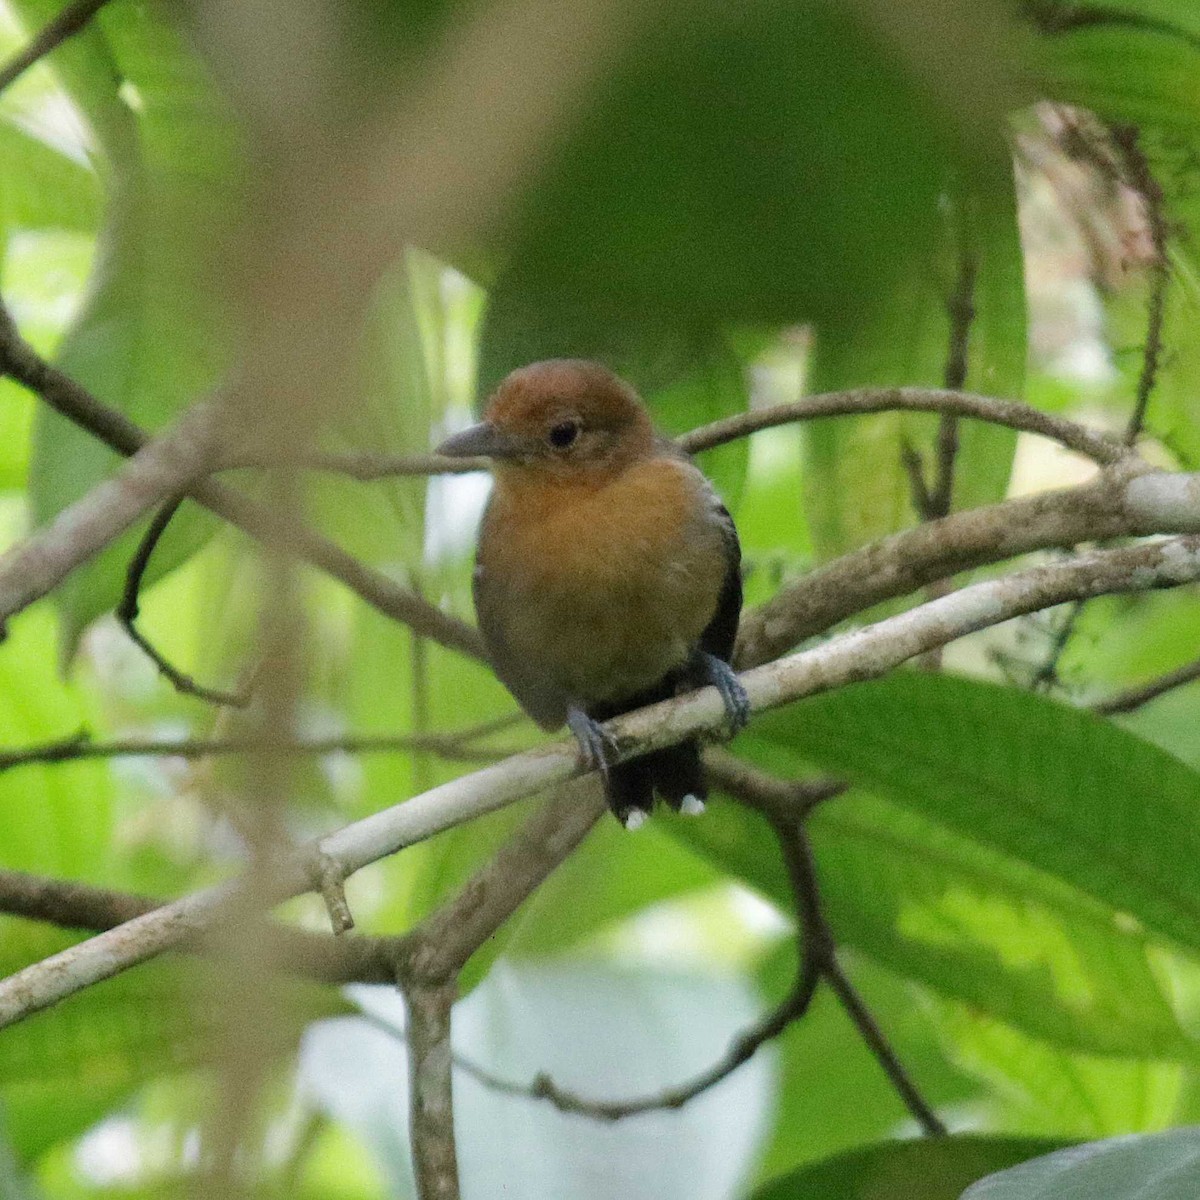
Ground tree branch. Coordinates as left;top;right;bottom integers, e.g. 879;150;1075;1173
0;0;112;93
232;385;1131;483
117;495;252;707
1093;655;1200;715
734;464;1200;668
0;304;484;660
0;715;522;773
6;533;1200;1027
1110;123;1169;446
398;978;460;1200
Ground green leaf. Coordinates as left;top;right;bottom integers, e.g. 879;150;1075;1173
962;1127;1200;1198
753;950;981;1181
1033;24;1200;129
936;1002;1186;1137
804;154;1025;559
763;672;1200;960
0;120;100;238
750;1135;1067;1200
23;1;238;654
669;788;1185;1059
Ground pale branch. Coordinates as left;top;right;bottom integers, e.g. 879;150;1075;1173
118;495;251;707
0;0;112;93
735;464;1200;668
0;398;222;631
400;978;460;1200
1093;655;1200;715
0;304;484;660
6;533;1200;1027
0;715;523;773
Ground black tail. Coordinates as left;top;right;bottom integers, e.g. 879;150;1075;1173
605;738;706;825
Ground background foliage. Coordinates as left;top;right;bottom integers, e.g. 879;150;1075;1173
4;0;1200;1196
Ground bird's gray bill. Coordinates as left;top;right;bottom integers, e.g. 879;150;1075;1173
436;422;521;459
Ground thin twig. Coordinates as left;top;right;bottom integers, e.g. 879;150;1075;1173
822;957;946;1135
930;242;978;518
771;819;945;1136
117;496;252;707
1093;654;1200;714
0;714;524;773
1110;123;1170;445
1031;597;1086;693
0;0;112;93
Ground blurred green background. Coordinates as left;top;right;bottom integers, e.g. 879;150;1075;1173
4;0;1200;1196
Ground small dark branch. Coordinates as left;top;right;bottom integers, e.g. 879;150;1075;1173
929;243;977;520
0;867;154;930
1093;654;1200;714
901;439;934;519
929;416;961;520
822;958;947;1137
702;749;847;822
0;713;523;773
117;496;252;708
452;972;820;1122
942;253;978;396
1110;123;1169;446
0;0;112;93
1031;598;1085;692
772;818;945;1137
0;866;400;985
397;978;461;1200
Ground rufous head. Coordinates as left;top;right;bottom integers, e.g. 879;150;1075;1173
436;359;656;482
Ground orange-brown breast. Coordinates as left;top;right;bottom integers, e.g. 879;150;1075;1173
477;455;729;719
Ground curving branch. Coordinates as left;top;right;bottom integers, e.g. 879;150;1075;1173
5;532;1200;1028
229;384;1132;482
117;496;252;707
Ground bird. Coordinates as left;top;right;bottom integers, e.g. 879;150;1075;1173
436;359;750;829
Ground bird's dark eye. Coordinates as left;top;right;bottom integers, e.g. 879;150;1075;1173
548;419;580;449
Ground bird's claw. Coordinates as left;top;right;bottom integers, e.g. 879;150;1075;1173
566;706;619;776
695;652;750;734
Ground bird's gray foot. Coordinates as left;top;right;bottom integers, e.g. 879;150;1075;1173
693;652;751;733
566;705;619;776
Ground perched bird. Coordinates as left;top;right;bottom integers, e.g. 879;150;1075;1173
437;359;749;828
